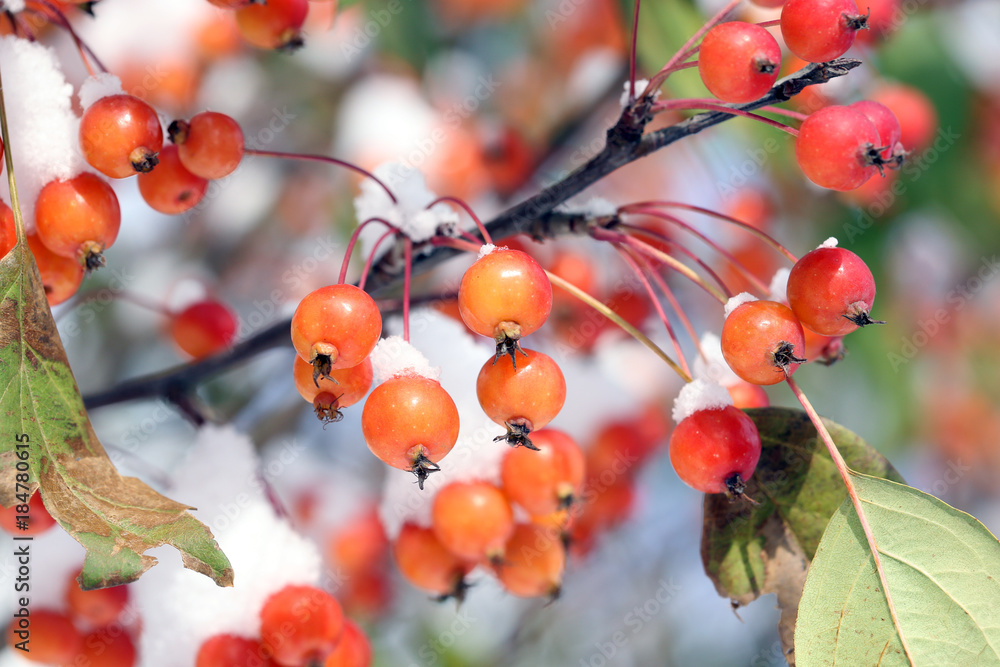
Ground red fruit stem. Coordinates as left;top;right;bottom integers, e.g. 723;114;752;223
642;0;741;97
622;201;799;263
615;244;692;377
426;195;493;244
592;227;727;303
27;1;108;75
617;223;734;298
54;289;171;323
755;18;781;28
631;249;706;361
340;217;400;285
243;149;397;203
785;376;916;666
622;209;773;296
651;100;801;136
357;228;400;291
758;105;809;122
628;0;642;101
403;237;413;343
457;229;482;245
430;236;481;254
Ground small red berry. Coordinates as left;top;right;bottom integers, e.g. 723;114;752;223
235;0;308;50
721;300;806;385
259;585;344;667
79;94;163;178
25;234;85;306
290;284;382;381
669;406;761;496
795;105;882;191
500;429;585;516
0;490;57;536
476;349;566;449
786;246;880;336
169;299;238;359
698;22;782;104
491;523;565;598
361;375;460;488
196;635;272;667
393;523;474;599
781;0;867;63
293;355;373;424
458;248;552;366
432;481;514;562
35;172;121;270
170;111;245;180
322;619;372;667
137;144;209;214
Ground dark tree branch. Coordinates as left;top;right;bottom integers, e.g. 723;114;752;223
83;59;859;413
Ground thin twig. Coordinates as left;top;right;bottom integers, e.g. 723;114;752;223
786;376;915;666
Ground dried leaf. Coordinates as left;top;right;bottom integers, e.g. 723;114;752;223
0;242;233;589
701;408;904;662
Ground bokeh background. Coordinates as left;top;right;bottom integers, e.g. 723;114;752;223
3;0;1000;664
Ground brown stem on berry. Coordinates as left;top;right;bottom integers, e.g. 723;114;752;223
79;241;106;273
434;576;472;605
753;55;778;75
129;147;159;174
493;322;528;369
494;420;538;450
772;340;806;377
723;473;759;504
556;484;576;510
310;342;338;384
167;119;190;145
312;393;344;425
816;337;847;366
410;451;441;490
277;32;305;52
844;301;885;328
844;10;869;31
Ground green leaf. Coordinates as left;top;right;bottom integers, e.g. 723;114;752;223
701;408;904;658
795;473;1000;667
0;242;234;590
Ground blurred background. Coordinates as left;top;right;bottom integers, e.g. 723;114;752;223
3;0;1000;664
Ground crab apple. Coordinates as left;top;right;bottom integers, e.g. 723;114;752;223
458;247;552;366
870;83;939;153
236;0;308;49
786;246;880;335
196;635;272;667
568;479;635;558
780;0;867;63
79;94;163;178
65;569;129;627
326;506;388;578
25;234;86;306
294;356;373;424
323;619;372;667
850;100;904;162
698;22;781;103
0;490;57;536
476;349;566;449
492;523;566;598
169;299;238;360
72;630;137;667
796;105;883;191
802;327;847;364
727;381;770;409
260;585;344;667
669;406;761;496
137;144;209;214
432;481;514;562
35;172;121;271
290;284;382;381
5;610;82;664
393;523;474;599
721;300;806;385
0;201;15;257
169;111;245;180
361;375;460;488
500;429;585;516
